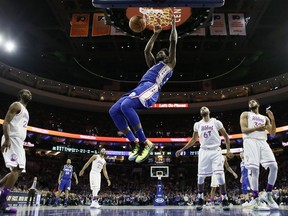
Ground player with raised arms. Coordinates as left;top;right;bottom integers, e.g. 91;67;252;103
109;15;177;163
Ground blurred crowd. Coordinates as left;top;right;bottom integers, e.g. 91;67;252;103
1;93;288;206
1;150;288;206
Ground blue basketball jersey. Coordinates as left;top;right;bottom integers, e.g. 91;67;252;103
62;165;73;180
139;61;173;90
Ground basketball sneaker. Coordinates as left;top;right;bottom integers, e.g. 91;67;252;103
135;139;154;163
128;140;140;161
250;198;270;211
196;198;204;211
242;201;251;208
222;198;230;211
90;201;101;208
262;192;279;209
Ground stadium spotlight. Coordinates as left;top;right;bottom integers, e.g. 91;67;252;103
4;40;16;53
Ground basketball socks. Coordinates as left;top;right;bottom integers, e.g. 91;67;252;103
135;128;147;143
125;130;137;142
266;184;273;192
0;188;10;200
252;190;259;199
0;187;10;207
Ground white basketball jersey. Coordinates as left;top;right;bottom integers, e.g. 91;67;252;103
7;102;29;141
91;155;106;173
194;118;223;149
242;112;267;140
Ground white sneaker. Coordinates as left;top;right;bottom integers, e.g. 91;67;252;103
90;201;101;208
250;198;270;211
242;201;251;208
262;192;279;209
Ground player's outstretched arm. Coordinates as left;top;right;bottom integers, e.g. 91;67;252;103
224;158;238;179
175;131;198;157
144;25;162;68
265;110;276;136
103;163;111;186
79;155;97;176
168;16;177;69
58;170;63;185
73;172;79;185
219;127;232;158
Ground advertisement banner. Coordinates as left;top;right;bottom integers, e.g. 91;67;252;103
70;14;90;37
110;26;127;36
92;13;111;36
190;27;206;36
210;13;227;36
228;13;246;36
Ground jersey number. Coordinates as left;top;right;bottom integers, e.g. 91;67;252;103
203;131;211;138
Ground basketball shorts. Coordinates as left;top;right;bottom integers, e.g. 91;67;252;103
243;138;277;170
58;179;71;191
198;147;224;177
1;136;26;173
90;171;101;190
127;82;159;108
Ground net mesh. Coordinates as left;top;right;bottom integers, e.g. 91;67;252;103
140;7;173;27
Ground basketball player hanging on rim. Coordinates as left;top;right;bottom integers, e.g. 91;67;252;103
109;16;177;163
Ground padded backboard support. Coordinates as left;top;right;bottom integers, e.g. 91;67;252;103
92;0;225;8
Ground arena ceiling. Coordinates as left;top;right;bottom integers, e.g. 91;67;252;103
0;0;288;92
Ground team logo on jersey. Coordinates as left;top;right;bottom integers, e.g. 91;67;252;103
10;154;18;162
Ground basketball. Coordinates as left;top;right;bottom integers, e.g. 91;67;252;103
129;16;146;33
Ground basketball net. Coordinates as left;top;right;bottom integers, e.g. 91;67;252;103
156;172;163;180
140;7;173;29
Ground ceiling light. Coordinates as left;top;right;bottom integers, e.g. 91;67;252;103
4;41;16;52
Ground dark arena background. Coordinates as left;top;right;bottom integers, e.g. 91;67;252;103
1;0;288;215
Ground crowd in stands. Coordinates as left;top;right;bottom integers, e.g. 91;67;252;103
0;150;288;207
1;93;288;206
1;93;288;139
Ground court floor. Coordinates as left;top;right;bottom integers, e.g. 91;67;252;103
7;205;288;216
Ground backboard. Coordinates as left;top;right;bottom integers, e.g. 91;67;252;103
92;0;225;8
150;166;169;178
